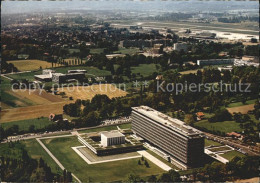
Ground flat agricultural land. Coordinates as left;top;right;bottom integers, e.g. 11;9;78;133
227;104;255;114
42;136;165;182
0;102;67;123
219;150;245;161
7;60;60;71
1;89;64;109
57;84;127;101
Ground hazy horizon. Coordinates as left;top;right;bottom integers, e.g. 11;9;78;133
2;0;259;14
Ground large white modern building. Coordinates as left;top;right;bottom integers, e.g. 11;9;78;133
197;58;235;66
131;106;205;169
101;131;125;147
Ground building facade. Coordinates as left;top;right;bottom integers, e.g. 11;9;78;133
131;106;204;169
101;131;125;147
197;59;235;66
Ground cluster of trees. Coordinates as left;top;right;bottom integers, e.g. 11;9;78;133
1;142;58;182
127;170;181;183
0;119;74;141
190;156;259;182
63;95;131;128
208;109;232;122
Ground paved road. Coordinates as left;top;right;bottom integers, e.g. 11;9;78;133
137;150;172;171
36;138;82;183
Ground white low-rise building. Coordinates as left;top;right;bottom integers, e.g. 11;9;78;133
101;131;125;147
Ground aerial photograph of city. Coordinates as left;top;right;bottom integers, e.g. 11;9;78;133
0;0;259;182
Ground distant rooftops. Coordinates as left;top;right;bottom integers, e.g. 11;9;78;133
132;106;203;137
101;131;125;138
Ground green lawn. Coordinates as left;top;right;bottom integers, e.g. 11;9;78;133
205;139;222;147
114;47;140;55
90;48;104;54
8;71;41;81
194;120;242;133
131;64;158;77
41;136;165;182
227;99;257;108
220;150;246;161
1;117;53;131
78;123;132;133
0;76;12;91
146;150;180;170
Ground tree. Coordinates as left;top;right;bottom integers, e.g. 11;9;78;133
184;114;195;126
29;125;35;133
158;170;181;182
127;173;141;183
138;159;142;165
147;175;157;182
144;160;150;168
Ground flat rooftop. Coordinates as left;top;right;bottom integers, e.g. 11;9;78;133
132;106;203;137
101;131;125;138
34;74;52;79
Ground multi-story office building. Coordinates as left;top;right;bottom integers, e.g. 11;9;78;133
131;106;205;169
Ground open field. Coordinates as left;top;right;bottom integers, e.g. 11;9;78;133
7;71;41;81
227;104;255;114
1;117;53;131
220;150;245;161
1;89;64;109
42;136;165;182
195;120;242;133
0;102;67;123
205;139;222;147
227;99;256;108
57;84;127;101
7;60;60;71
131;64;158;77
90;48;104;54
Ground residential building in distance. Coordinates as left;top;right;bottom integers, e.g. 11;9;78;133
197;58;235;66
101;131;125;147
131;106;205;169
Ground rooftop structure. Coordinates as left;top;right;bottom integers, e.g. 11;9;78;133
101;131;125;147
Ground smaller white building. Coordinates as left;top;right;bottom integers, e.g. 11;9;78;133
101;131;125;147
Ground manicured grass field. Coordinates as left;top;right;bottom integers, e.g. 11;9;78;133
78;123;132;133
8;71;41;81
90;48;104;54
194;120;242;133
146;150;179;170
42;136;165;182
7;60;60;71
220;150;245;161
204;139;222;147
1;117;53;130
227;99;256;108
131;64;158;77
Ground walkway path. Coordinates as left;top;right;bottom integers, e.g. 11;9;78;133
36;138;82;183
137;150;172;171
